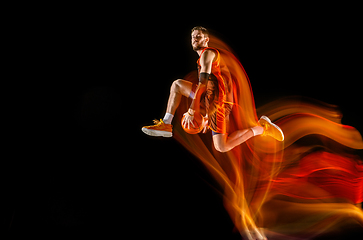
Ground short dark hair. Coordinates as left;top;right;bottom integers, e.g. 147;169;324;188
191;26;209;36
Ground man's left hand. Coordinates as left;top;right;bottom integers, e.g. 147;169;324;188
182;108;195;129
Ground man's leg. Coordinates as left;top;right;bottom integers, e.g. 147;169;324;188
212;115;284;152
142;79;193;137
212;126;264;153
164;79;193;120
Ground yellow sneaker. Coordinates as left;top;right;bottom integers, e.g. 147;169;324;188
141;119;173;137
259;116;284;141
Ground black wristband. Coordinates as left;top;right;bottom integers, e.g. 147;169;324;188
199;72;210;84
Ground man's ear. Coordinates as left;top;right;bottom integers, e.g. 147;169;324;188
205;37;210;44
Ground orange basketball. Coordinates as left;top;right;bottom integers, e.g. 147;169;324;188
181;112;203;134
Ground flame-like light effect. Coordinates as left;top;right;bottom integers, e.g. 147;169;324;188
174;34;363;239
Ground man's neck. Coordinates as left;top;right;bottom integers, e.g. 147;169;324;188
196;46;208;56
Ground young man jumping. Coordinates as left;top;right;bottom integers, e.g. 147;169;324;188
142;26;283;152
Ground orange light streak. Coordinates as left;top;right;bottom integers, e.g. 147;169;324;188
173;34;363;238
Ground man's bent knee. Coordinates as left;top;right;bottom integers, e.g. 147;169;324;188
171;79;192;97
214;144;229;153
213;135;229;153
170;79;183;93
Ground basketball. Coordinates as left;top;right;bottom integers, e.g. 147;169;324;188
181;112;203;134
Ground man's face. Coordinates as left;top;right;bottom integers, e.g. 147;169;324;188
191;30;209;51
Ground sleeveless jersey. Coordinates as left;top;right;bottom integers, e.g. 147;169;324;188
197;47;233;106
197;47;234;133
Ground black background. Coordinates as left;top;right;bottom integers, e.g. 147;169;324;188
6;4;363;239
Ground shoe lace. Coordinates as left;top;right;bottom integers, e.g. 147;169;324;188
153;119;164;126
261;122;270;137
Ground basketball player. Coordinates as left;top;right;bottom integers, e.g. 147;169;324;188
142;26;283;152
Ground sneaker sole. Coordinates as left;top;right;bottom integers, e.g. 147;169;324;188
141;127;173;138
260;116;284;141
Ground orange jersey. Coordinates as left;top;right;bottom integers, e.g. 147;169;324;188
197;47;233;106
197;47;234;133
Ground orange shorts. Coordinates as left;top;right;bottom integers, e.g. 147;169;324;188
190;83;232;134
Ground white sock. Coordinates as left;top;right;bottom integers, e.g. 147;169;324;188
251;126;264;136
163;113;174;124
